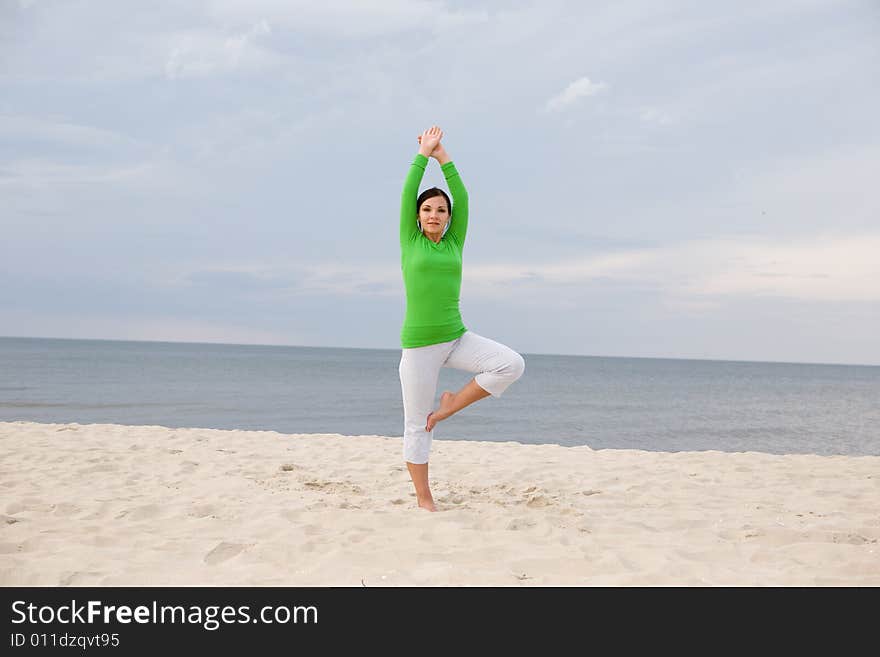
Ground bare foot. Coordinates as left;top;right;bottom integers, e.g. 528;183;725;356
426;391;455;432
417;496;437;512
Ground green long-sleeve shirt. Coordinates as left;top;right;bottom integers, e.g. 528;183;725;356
399;153;470;348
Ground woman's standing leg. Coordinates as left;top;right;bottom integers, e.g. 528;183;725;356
426;331;525;431
399;341;453;511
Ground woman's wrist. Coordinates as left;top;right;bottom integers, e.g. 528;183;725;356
435;153;451;165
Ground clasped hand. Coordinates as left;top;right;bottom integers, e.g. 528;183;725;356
417;125;448;160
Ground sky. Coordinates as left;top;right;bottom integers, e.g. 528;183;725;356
2;0;879;366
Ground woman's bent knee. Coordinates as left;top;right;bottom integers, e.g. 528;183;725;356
510;352;525;381
499;351;524;383
477;350;524;398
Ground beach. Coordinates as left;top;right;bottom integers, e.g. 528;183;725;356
1;420;878;586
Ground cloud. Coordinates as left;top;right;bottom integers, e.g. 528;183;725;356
3;0;877;363
638;107;672;125
542;76;608;113
185;268;293;291
164;21;279;79
0;114;146;152
677;235;880;302
459;234;880;304
171;231;880;308
171;263;402;298
731;145;880;230
206;0;489;39
0;158;157;186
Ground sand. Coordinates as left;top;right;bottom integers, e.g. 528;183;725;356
1;420;877;586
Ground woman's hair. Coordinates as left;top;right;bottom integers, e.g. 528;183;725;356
416;187;452;219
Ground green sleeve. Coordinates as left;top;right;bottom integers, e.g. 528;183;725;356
400;153;429;246
441;160;468;246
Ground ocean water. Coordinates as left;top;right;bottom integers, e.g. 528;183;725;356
1;336;878;456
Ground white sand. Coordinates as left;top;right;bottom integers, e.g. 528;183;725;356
1;420;878;586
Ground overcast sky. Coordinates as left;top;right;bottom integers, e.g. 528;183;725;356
2;0;879;365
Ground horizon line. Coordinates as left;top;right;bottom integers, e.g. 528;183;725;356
1;334;878;369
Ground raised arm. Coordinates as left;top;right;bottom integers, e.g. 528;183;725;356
435;144;468;247
401;127;443;246
400;154;428;246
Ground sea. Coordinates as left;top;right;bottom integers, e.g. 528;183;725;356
1;336;878;456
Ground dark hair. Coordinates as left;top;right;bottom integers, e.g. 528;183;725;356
416;187;452;219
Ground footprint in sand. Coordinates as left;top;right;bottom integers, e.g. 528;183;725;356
204;541;253;565
278;510;299;523
116;504;162;521
506;517;537;531
526;495;553;508
51;502;81;516
189;504;219;519
176;461;200;476
517;486;556;508
829;532;877;545
7;500;56;515
60;571;104;586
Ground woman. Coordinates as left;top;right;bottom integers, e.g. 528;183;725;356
399;125;525;512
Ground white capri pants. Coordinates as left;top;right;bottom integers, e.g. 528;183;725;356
398;330;525;464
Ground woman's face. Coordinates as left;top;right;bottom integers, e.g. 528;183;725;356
418;195;448;240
